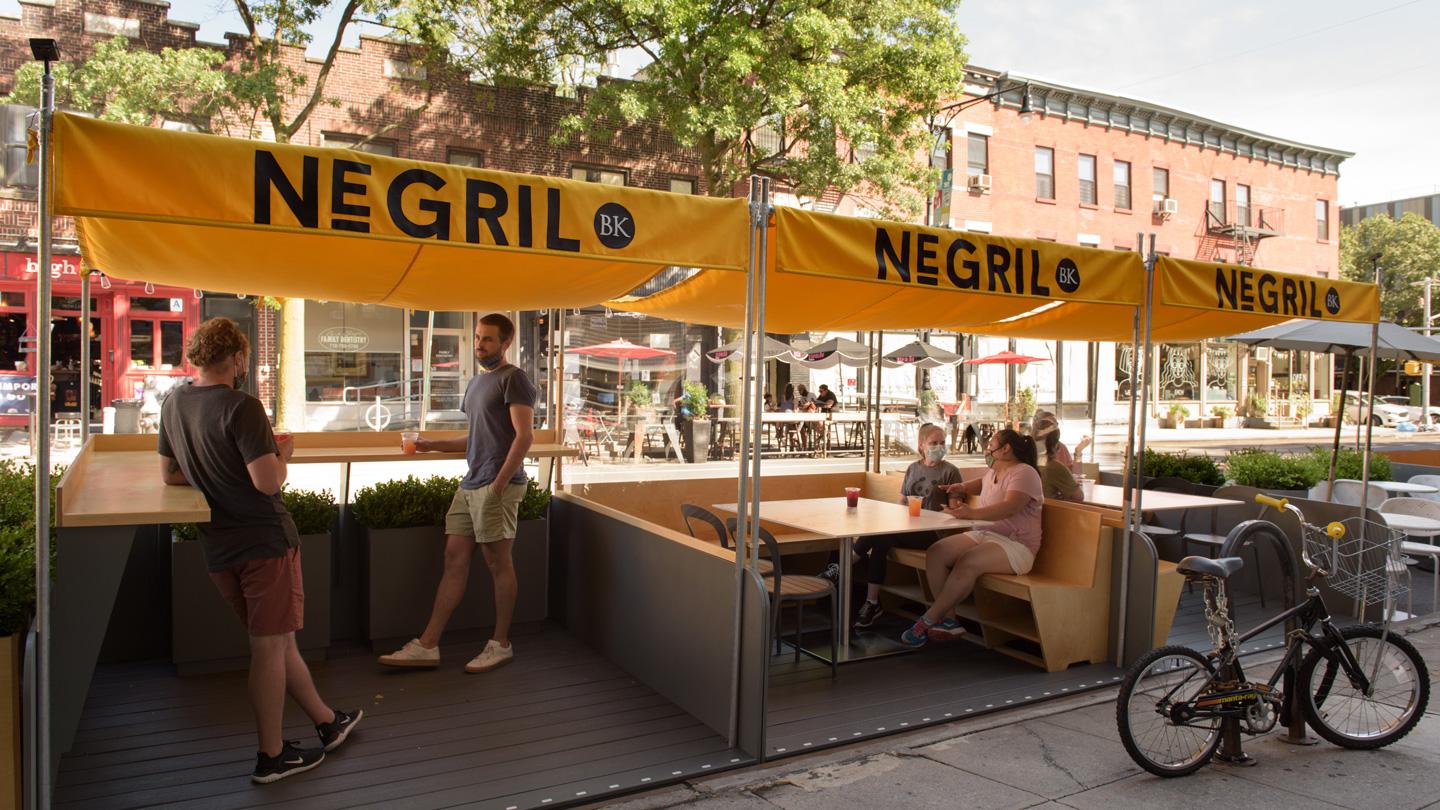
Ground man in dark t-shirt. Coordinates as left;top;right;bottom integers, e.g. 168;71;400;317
379;313;536;674
158;318;360;784
815;384;838;412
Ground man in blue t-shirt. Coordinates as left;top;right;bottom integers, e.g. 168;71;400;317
379;313;537;674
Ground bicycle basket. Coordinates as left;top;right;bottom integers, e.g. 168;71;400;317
1301;516;1409;607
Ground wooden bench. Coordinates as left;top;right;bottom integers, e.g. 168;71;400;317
888;500;1113;672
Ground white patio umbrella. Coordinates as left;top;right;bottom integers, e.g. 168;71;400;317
880;339;963;369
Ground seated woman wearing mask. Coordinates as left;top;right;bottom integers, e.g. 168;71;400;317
1031;410;1090;474
1035;417;1082;502
820;424;959;629
901;428;1044;647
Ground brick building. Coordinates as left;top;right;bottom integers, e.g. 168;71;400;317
1341;192;1440;228
0;0;1355;431
0;0;709;430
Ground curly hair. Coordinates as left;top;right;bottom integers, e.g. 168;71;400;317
186;317;249;369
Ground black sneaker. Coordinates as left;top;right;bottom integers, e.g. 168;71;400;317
252;741;325;784
855;600;884;629
316;708;364;752
819;562;841;585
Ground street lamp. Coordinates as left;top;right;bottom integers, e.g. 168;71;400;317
925;80;1032;227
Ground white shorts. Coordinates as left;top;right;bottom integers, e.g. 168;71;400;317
971;530;1036;575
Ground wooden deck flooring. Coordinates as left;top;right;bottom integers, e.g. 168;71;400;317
55;622;745;810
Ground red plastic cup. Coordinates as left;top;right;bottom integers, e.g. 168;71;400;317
401;431;419;455
908;495;923;517
844;487;860;508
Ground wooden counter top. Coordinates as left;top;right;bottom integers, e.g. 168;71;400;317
56;430;576;528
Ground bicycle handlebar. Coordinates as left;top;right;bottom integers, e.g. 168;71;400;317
1254;493;1288;511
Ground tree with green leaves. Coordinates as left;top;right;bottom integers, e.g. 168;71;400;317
1340;212;1440;326
432;0;968;215
4;2;448;428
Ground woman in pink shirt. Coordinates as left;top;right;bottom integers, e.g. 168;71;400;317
901;428;1045;647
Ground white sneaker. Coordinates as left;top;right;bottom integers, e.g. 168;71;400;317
377;638;440;668
464;640;514;674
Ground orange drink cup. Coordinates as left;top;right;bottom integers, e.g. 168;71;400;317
401;431;419;455
907;495;923;517
844;486;860;508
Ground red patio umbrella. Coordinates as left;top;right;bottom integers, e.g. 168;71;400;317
569;339;676;416
962;351;1050;425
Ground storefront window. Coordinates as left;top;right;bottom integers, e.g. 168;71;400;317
1114;343;1136;400
161;322;184;368
52;296;97;312
131;296;181;312
305;301;405;401
130;320;154;368
0;291;23;308
0;312;27;372
1158;343;1199;399
1205;342;1238;400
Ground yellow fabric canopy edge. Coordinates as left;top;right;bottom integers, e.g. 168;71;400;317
1158;256;1379;324
51;112;749;273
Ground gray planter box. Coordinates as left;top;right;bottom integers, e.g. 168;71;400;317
171;531;332;675
363;518;548;651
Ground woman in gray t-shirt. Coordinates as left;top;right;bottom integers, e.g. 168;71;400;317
824;424;959;629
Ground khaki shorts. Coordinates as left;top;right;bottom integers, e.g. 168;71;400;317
971;529;1037;575
445;482;526;543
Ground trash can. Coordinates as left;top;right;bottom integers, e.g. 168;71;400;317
111;398;141;434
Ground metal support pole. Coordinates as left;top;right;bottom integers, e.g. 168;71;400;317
80;271;90;442
1116;233;1155;666
870;331;882;473
1326;349;1352;499
32;46;56;808
555;308;566;488
420;310;434;429
1424;278;1433;431
1361;265;1382;510
748;178;771;572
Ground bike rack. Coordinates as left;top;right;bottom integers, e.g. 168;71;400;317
1217;519;1309;761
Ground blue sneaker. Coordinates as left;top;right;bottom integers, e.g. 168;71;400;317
928;617;968;642
900;618;933;648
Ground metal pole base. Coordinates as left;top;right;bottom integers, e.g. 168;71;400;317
1273;730;1320;746
1212;750;1258;766
1213;719;1255;766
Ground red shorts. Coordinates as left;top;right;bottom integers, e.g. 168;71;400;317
209;547;305;637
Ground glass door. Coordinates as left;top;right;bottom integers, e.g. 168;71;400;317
409;325;469;415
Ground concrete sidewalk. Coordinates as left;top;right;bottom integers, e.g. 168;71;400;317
600;620;1440;810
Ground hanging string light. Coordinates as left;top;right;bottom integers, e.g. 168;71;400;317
237;293;247;300
193;288;203;300
98;273;111;290
143;281;155;295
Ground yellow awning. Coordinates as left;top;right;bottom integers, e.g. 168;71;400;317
1157;256;1379;324
51;113;748;309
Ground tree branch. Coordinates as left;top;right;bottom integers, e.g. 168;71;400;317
281;0;363;140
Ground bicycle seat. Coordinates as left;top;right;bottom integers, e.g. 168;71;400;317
1176;556;1244;580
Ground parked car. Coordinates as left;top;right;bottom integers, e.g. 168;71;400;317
1378;395;1440;425
1342;391;1411;426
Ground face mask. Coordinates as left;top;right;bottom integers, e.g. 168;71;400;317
233;371;247;390
984;449;997;468
478;351;504;370
926;445;946;463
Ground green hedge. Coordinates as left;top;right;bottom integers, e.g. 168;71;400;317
0;460;60;636
174;486;338;541
1223;446;1392;491
353;475;461;530
1142;450;1225;487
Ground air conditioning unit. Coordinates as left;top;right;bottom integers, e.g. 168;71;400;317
1155;197;1179;217
967;174;992;193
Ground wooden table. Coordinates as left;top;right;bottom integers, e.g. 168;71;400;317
713;497;977;662
1080;484;1242;513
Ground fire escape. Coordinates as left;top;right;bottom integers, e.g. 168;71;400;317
1204;199;1283;265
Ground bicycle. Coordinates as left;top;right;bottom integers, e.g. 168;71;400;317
1116;494;1430;777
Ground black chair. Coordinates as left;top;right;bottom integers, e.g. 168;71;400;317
1134;477;1186;546
682;504;772;573
726;516;838;676
1178;484;1268;608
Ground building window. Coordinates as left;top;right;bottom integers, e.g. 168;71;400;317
1152;167;1169;203
571;166;627;185
1035;147;1054;200
1113;160;1131;210
322;133;398;157
1078;154;1096;205
930;127;951;170
446;148;484;168
1236;184;1251;227
966;133;989;177
1316;199;1330;241
1209;179;1226;224
3;105;37;187
669;177;696;194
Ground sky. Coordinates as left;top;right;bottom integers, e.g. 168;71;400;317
8;0;1434;207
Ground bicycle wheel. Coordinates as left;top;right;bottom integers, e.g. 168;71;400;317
1298;624;1429;749
1117;645;1221;777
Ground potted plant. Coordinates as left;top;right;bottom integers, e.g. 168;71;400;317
1142;449;1226;490
1012;386;1037;426
1224;448;1320;497
1166;403;1190;429
1245;392;1271;428
677;381;712;463
353;476;549;649
624;380;653;417
1295;397;1314;426
0;460;49;807
1210;405;1232;429
1326;392;1342;427
171;487;338;673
